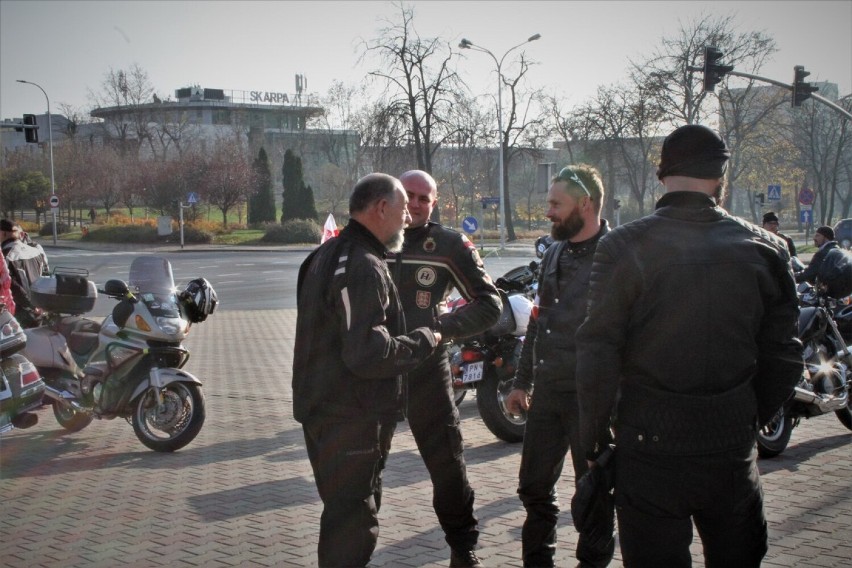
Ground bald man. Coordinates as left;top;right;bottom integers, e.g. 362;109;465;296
390;170;502;567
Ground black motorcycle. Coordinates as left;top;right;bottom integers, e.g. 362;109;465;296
448;261;538;443
757;281;852;457
0;305;44;433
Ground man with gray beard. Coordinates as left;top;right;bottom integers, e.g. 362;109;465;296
505;165;613;567
293;173;441;567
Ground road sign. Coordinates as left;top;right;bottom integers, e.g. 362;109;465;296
767;184;781;201
462;216;479;234
480;197;500;209
187;192;199;204
49;194;59;208
800;209;813;224
799;187;815;206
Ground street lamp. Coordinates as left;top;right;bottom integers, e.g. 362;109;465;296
459;33;541;249
16;79;57;244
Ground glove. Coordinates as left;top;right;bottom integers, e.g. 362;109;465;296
571;445;616;555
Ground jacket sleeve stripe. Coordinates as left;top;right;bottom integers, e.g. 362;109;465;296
341;286;352;330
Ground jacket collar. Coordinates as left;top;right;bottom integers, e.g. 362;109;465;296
654;191;723;222
341;219;389;258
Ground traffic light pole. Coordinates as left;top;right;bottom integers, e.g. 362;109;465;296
17;80;58;244
725;70;852;121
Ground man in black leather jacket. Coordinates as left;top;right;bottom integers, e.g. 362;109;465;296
293;173;440;567
576;125;802;567
505;165;613;567
2;219;48;327
391;170;502;568
796;225;839;285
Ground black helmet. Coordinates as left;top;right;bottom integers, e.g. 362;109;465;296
179;278;218;323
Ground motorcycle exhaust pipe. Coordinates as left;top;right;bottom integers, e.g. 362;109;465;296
792;385;848;413
42;384;91;414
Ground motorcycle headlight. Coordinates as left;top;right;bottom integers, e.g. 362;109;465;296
156;317;186;336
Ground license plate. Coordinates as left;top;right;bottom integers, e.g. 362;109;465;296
462;361;484;384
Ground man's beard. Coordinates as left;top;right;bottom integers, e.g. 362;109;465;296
551;207;584;241
386;229;405;253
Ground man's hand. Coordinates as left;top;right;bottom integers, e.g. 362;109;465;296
505;388;531;416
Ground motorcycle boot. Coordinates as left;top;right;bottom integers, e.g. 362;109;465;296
450;548;484;568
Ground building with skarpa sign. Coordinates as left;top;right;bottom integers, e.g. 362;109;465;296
2;81;360;193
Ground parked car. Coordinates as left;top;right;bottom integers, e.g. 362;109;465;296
835;218;852;249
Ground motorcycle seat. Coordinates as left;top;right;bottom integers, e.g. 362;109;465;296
68;331;99;357
57;317;101;338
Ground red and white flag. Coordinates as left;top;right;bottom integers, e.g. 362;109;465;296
321;213;339;244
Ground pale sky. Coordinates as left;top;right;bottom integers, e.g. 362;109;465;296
1;0;850;122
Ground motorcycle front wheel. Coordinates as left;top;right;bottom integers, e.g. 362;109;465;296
132;382;205;452
476;372;525;443
757;407;793;458
53;400;94;432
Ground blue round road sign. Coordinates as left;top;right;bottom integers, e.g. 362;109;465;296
462;216;479;234
799;187;815;206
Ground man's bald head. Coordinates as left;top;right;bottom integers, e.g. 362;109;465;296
399;170;438;228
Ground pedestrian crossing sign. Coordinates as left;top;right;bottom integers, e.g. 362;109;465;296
767;184;781;201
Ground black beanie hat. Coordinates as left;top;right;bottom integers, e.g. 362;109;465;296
762;211;779;224
816;226;835;240
657;124;731;180
0;219;15;232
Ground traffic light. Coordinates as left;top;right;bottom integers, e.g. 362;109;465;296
792;65;818;107
23;114;38;143
702;46;733;92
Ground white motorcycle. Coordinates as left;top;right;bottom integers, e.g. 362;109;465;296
22;256;217;452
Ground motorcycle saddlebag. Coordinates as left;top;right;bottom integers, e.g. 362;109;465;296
31;272;98;315
818;248;852;299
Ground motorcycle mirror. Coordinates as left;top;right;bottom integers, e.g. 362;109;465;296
103;279;129;298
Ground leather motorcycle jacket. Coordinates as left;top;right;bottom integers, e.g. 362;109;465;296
390;222;501;341
576;192;803;458
292;220;438;424
513;221;609;393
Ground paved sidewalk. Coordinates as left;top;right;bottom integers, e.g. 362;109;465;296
1;310;849;567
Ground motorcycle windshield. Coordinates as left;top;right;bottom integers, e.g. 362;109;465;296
128;256;181;318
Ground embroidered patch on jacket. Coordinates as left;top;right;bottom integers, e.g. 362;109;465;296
423;237;437;252
415;266;437;287
416;290;432;308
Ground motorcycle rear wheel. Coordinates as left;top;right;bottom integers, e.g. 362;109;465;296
53;400;94;432
132;382;205;452
476;372;525;443
757;407;793;458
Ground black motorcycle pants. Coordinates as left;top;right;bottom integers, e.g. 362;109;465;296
303;418;396;567
406;351;479;554
615;443;767;568
518;390;613;567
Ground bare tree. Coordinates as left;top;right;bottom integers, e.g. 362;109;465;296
362;1;464;207
791;90;852;225
204;139;254;228
86;147;123;216
89;63;157;157
631;13;777;127
494;53;549;241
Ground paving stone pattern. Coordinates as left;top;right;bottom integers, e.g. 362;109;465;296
0;310;850;567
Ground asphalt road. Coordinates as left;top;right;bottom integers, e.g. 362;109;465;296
41;247;539;315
